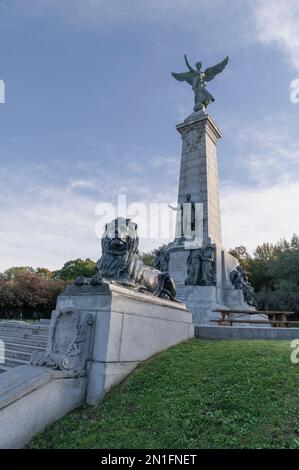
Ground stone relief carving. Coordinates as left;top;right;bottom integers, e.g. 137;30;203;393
31;309;94;372
230;266;256;307
182;130;201;153
75;217;177;301
185;243;216;286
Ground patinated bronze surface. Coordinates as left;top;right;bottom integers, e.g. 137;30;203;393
75;218;177;300
185;243;216;286
230;265;256;307
172;54;229;112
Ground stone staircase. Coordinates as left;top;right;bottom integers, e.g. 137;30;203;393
0;321;49;373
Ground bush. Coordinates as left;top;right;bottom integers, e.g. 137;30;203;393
0;271;67;320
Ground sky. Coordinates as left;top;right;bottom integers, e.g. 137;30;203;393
0;0;298;271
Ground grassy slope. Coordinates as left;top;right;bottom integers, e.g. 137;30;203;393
28;339;299;449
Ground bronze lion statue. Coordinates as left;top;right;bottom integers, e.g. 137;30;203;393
75;217;176;300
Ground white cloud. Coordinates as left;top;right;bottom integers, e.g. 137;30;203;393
221;181;299;252
236;118;299;185
0;172;99;272
220;116;299;252
69;179;97;190
0;157;179;272
252;0;299;71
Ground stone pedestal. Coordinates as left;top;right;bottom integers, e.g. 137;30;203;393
58;283;193;405
167;112;255;324
176;111;223;246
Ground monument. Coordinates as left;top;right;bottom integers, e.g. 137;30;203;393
0;54;258;449
164;54;256;324
0;218;192;448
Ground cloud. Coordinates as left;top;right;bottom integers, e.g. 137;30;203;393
252;0;299;71
0;154;179;272
0;165;99;272
69;179;97;190
219;115;299;252
221;180;299;252
235;118;299;186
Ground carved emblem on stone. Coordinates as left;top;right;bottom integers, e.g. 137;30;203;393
31;309;94;372
183;130;200;153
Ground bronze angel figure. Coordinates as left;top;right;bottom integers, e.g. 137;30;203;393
172;55;229;112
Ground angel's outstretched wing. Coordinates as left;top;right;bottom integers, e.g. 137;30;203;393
171;71;194;86
204;56;229;82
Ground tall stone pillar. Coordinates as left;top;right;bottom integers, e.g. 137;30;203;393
176;112;222;247
167;111;255;325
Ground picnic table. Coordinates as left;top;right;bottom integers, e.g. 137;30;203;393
212;308;296;328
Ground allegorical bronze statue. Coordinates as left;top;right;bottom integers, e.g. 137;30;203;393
172;54;229;112
154;245;170;273
185;243;217;286
169;193;196;240
230;266;256;307
75;217;177;300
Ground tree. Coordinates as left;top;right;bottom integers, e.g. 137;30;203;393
35;267;53;279
54;258;96;281
0;271;67;319
3;266;34;280
139;250;157;267
229;245;250;272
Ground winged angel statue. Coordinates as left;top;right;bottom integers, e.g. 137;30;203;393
172;55;229;112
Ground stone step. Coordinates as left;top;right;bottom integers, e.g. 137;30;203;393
0;347;31;362
0;327;49;338
2;356;30;368
0;334;48;348
0;341;46;354
0;322;49;332
0;321;49;333
0;321;49;371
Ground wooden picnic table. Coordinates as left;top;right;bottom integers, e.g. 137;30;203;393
213;308;296;328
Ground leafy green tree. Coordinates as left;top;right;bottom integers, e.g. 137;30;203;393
229;246;250;272
54;258;96;281
139;250;157;267
268;245;299;289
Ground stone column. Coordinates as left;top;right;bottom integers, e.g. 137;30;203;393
176;112;223;247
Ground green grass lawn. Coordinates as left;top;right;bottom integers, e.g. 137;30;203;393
28;339;299;449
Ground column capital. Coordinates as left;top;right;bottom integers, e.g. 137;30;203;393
176;112;222;143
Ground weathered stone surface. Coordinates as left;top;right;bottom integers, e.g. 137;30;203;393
31;309;94;372
176;285;225;325
176;113;223;247
56;283;193;406
0;365;86;448
195;326;299;340
167;111;257;324
0;282;193;447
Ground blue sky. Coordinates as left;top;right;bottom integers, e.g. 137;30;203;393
0;0;299;271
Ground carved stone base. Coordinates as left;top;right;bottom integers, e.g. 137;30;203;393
168;244;256;325
57;283;193;405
